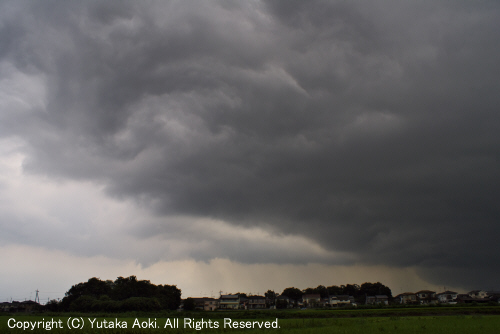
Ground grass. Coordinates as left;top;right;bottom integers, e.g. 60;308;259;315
2;307;500;333
2;315;500;333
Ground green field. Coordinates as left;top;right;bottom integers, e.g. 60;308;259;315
2;308;500;333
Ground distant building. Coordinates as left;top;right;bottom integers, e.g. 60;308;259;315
456;294;477;303
366;295;389;305
436;291;458;304
276;295;293;308
0;301;40;312
487;292;500;303
394;292;417;304
219;295;240;310
0;302;11;312
246;295;266;309
329;295;355;307
416;290;437;304
468;290;488;299
302;294;321;307
189;298;218;311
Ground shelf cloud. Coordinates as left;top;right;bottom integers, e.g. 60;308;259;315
1;0;500;296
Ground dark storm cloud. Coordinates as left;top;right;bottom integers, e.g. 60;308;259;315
2;0;500;289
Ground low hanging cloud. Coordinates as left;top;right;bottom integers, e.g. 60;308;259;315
1;0;500;290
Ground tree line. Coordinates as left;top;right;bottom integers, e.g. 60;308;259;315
44;277;391;312
275;282;392;308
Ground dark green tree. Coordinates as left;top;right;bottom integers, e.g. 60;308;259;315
44;299;61;312
303;287;316;294
61;276;181;311
327;285;343;296
61;277;111;310
359;282;392;298
183;298;196;311
265;290;276;307
341;284;360;297
121;297;161;311
315;285;328;298
157;284;182;310
112;276;157;300
281;287;303;303
69;295;98;312
276;299;288;309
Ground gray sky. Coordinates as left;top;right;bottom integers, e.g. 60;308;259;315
1;0;500;301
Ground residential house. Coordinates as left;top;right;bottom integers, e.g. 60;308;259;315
219;294;240;310
456;294;478;304
458;291;500;304
469;290;488;299
302;294;321;308
276;295;293;308
366;295;389;305
246;295;266;309
239;295;248;309
436;291;458;304
0;302;11;312
416;290;437;304
487;292;500;303
320;297;331;307
204;298;219;311
20;300;39;312
329;295;355;307
0;301;40;312
190;298;218;311
394;292;417;304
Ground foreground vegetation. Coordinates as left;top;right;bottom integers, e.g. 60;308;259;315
2;315;500;333
2;306;500;333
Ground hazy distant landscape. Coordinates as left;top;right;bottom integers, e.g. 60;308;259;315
2;277;500;333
